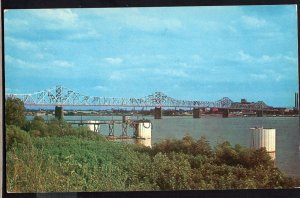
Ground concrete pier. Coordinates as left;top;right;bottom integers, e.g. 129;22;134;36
250;127;276;160
55;106;63;120
257;110;263;117
193;108;200;118
222;109;229;118
154;107;162;119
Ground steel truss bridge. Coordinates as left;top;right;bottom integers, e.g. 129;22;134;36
5;85;269;110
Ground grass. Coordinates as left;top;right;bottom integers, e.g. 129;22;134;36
6;124;300;192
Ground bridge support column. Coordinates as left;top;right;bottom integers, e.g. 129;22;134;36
55;106;64;120
154;107;162;119
222;109;229;118
257;110;263;117
193;108;200;118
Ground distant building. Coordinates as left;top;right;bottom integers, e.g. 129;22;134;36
231;99;269;109
241;99;248;104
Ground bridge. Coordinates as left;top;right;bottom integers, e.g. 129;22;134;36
5;85;271;118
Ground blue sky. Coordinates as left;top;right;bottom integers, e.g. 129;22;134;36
4;5;298;107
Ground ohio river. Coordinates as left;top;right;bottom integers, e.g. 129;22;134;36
29;115;300;178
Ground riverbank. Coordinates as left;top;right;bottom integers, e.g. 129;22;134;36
6;120;300;192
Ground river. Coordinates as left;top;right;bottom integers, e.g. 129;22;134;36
28;115;300;178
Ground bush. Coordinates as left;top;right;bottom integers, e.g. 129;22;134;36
151;135;212;157
214;142;274;168
6;125;32;151
29;116;48;136
6;129;300;192
5;97;26;128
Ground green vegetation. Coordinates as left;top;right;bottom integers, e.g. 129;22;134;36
5;97;26;128
5;97;300;192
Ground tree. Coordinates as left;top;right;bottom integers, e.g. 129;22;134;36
29;116;48;136
5;97;26;128
6;125;32;151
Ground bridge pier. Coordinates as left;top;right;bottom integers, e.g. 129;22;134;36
108;122;115;136
55;106;64;120
222;109;229;118
193;108;201;118
257;110;264;117
154;107;162;119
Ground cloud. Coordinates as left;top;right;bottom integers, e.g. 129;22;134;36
4;18;29;28
123;12;182;32
5;55;38;69
236;51;297;65
250;70;285;82
104;57;123;65
6;37;38;51
153;68;189;78
52;60;74;68
6;54;74;70
33;9;78;23
67;30;101;41
165;69;189;78
30;9;79;30
242;15;267;28
238;51;253;62
109;71;126;80
191;55;203;63
250;73;267;80
94;85;109;91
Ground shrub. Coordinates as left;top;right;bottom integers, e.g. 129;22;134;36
29;116;48;136
6;125;32;151
151;135;212;157
5;97;26;128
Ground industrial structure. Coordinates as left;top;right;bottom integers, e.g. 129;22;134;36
63;116;152;147
295;92;299;111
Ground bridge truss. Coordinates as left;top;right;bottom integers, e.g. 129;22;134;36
5;85;236;108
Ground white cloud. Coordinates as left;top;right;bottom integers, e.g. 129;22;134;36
191;55;203;63
67;30;101;40
94;85;108;91
153;68;189;78
242;15;267;28
166;69;189;78
5;18;29;27
6;37;38;51
283;55;297;63
33;9;78;23
104;57;123;65
31;9;79;30
52;60;74;68
250;73;267;80
109;71;126;80
238;51;253;62
5;55;38;69
259;55;272;63
6;55;74;69
124;12;182;32
250;70;285;82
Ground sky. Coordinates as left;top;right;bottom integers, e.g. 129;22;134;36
4;5;299;108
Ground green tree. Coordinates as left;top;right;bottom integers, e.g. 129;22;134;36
29;116;48;136
6;125;32;151
5;97;26;128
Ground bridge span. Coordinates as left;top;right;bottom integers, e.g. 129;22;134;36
5;85;272;119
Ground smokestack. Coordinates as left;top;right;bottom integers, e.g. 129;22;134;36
296;92;299;110
295;93;297;109
296;93;299;110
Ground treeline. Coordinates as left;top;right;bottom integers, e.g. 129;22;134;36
5;97;300;192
